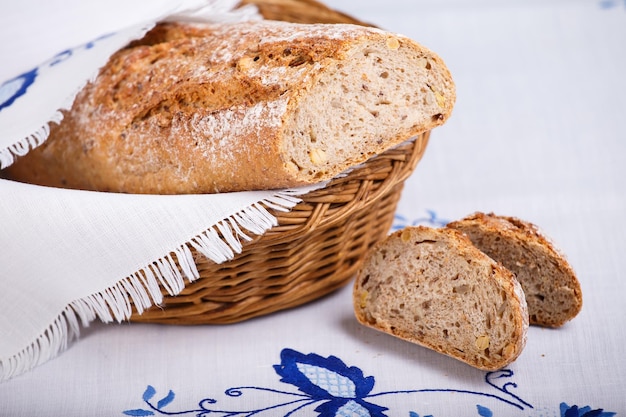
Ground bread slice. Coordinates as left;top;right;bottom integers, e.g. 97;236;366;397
4;20;455;194
353;226;528;371
447;212;582;327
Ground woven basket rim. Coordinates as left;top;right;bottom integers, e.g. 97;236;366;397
239;0;369;25
267;137;427;234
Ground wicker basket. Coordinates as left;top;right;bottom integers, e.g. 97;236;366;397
129;0;430;325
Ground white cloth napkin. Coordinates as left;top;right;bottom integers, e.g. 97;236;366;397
0;0;322;382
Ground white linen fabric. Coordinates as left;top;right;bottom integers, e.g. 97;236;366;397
0;179;320;381
0;0;325;382
1;0;626;416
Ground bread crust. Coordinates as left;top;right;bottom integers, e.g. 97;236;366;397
353;226;528;371
4;21;455;194
447;212;583;327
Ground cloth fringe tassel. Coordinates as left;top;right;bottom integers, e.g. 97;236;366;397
0;111;64;169
0;187;320;382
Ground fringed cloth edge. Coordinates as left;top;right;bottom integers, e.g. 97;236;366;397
0;187;321;382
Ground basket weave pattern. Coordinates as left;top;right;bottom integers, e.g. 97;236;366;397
129;0;430;325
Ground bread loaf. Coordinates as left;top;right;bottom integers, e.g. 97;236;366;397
4;20;455;194
353;226;528;371
447;212;582;327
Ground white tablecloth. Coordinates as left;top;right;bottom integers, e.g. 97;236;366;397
1;0;625;415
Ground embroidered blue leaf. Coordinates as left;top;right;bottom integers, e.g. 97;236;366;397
157;390;175;409
0;68;38;111
123;409;154;416
477;404;493;417
560;403;617;417
142;385;156;402
334;399;371;416
296;362;357;398
408;412;433;417
314;398;388;417
274;349;376;399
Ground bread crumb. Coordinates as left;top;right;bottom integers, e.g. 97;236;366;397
309;148;327;165
357;290;368;309
435;91;445;108
502;343;516;358
237;56;254;71
386;37;400;50
475;335;490;351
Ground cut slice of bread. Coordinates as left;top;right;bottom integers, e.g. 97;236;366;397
353;226;528;371
447;212;582;328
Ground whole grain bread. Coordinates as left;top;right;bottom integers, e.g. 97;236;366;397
4;20;455;194
353;226;528;371
447;212;582;327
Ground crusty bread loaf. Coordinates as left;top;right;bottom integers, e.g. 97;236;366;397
353;226;528;371
4;20;455;194
447;212;582;327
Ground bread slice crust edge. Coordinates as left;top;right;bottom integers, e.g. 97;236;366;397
353;226;529;371
447;212;583;328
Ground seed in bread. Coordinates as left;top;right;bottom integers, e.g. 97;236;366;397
447;212;582;327
4;20;455;194
353;226;529;371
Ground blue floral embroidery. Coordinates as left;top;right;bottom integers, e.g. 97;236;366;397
0;32;114;112
273;349;389;417
123;348;617;417
560;403;617;417
476;405;493;417
599;0;626;9
0;69;38;112
392;210;448;231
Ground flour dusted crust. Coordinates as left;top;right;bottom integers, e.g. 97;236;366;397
353;226;528;371
447;212;583;327
4;20;455;194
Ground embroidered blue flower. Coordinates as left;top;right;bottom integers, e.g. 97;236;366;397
122;348;617;417
560;403;616;417
273;348;388;417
